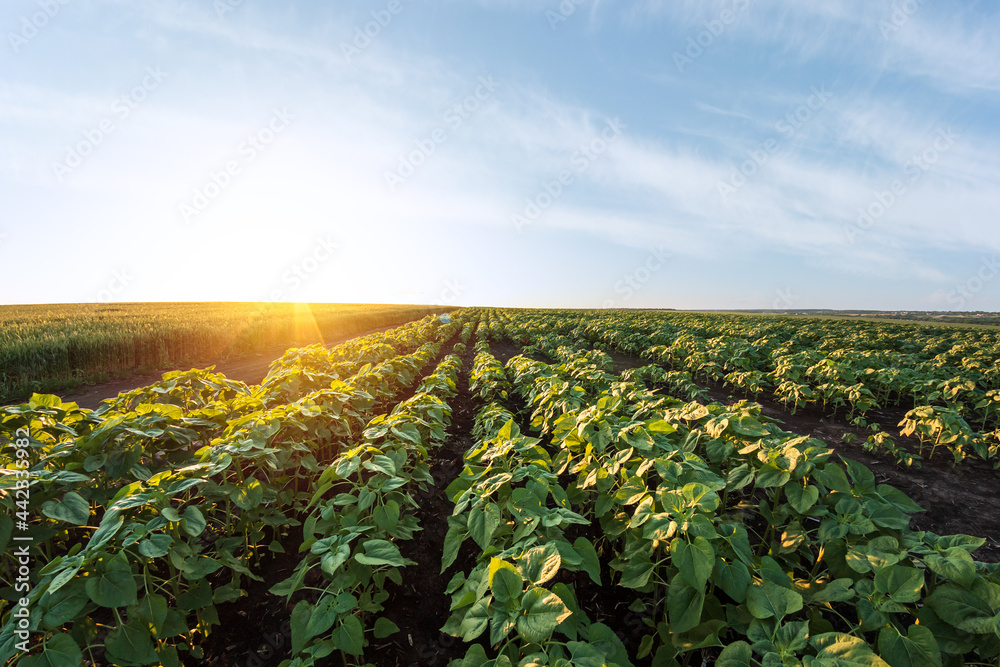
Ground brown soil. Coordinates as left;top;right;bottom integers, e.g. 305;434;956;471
374;333;483;666
489;338;539;365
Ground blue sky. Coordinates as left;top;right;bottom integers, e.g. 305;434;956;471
2;0;998;310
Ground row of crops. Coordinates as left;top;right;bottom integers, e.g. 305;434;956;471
496;309;1000;469
434;309;999;666
2;307;999;666
0;313;475;665
0;303;445;403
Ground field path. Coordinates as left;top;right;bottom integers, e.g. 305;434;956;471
57;323;397;409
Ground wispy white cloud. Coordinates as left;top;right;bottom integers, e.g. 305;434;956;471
2;0;998;308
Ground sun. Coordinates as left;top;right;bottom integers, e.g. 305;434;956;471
292;302;325;346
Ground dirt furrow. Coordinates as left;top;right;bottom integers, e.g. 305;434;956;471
374;336;480;666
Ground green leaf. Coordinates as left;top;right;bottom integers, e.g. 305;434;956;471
34;633;82;667
441;524;466;573
717;640;753;666
138;534;172;558
815;464;851;494
642;514;678;542
467;502;502;551
925;584;997;634
619;556;654;589
86;510;123;553
367;453;399;474
487;556;518;585
212;581;243;605
331;614;364;656
490;607;517;646
519;542;561;586
232;478;264;510
333;455;360;479
877;484;923;514
775;621;810;652
715;558;751;603
175;579;213;611
811;632;890;666
732;416;770;437
321;544;352;576
567;640;607;665
615;475;647;505
491;567;523;604
973;578;1000;610
877;624;942;667
517;587;572;643
446;572;466;595
785;484;819;514
183;556;222;581
306;594;355;638
105;619;158;665
159;609;189;637
810;578;855;603
453;644;489;667
755;463;790;489
160;506;181;522
842;457;876;489
51;470;90;484
924;548;976;588
182;506;206;537
573;537;602;585
156;645;180;667
874;565;924;605
672;537;714;589
933;533;986;553
870;503;912;532
647;419;676;434
705;438;735;463
683;482;720;511
270;567;307;599
587;622;632;666
727;464;754;491
41;492;90;526
374;617;400;638
290;599;311;655
354;539;406;567
391;423;422;445
135;593;168;636
311;536;338;555
459;598;491;641
373;500;401;534
40;581;89;630
85;558;138;608
746;579;803;621
667;574;705;634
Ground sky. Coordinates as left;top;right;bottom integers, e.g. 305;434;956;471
1;0;999;311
